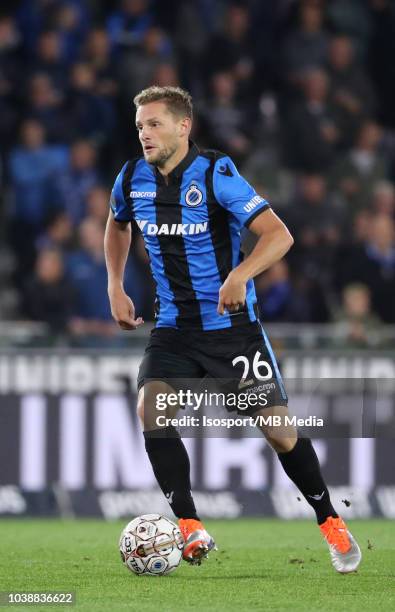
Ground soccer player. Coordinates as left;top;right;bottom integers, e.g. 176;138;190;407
104;86;361;573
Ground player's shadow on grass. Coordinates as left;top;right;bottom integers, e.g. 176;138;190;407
170;574;272;581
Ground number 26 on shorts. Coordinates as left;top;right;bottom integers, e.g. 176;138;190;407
232;351;273;383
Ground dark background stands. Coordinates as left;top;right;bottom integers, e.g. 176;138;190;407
2;0;395;333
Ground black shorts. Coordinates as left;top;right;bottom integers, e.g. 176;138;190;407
137;321;288;416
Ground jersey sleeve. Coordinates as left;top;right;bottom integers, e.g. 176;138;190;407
212;155;270;228
110;162;133;222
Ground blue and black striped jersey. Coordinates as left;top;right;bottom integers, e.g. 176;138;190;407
110;141;270;330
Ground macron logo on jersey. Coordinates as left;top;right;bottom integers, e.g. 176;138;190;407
244;195;264;213
130;191;156;198
136;219;208;236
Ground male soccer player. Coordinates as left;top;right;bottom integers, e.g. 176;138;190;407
104;86;361;573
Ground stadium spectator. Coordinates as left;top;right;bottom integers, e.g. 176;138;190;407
333;207;373;289
83;28;118;98
26;72;67;142
86;185;111;227
22;247;74;334
327;34;377;148
326;0;371;53
338;214;395;322
332;283;383;348
36;211;74;252
351;208;374;244
65;217;145;337
8;119;68;225
106;0;154;51
241;93;294;207
58;139;99;225
283;68;341;172
282;174;344;322
66;61;115;142
0;15;23;89
15;0;63;54
330;120;387;215
151;62;180;88
285;174;344;297
282;0;329;81
31;30;68;90
371;181;395;217
66;217;115;336
201;71;252;162
117;26;174;101
0;18;20;153
172;0;209;92
8;119;68;286
255;260;311;322
201;3;255;98
286;174;344;245
51;1;90;63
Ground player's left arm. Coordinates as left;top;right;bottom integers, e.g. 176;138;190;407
213;156;293;314
217;208;294;314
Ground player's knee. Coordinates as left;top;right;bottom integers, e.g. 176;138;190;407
137;395;145;426
266;433;297;453
137;385;167;431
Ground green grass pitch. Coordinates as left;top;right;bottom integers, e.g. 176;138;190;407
0;519;394;611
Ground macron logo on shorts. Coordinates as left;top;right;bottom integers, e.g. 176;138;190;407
136;219;208;236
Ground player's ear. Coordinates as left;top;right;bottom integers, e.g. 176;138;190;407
178;117;191;137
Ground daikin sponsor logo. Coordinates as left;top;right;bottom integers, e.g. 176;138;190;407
136;219;208;235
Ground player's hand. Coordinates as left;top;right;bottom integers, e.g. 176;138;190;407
108;286;144;330
217;270;246;315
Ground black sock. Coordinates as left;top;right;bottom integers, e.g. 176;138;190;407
143;426;199;520
277;437;338;525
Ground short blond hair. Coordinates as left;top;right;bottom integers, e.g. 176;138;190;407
133;86;193;119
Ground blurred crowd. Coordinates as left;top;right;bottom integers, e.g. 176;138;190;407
1;0;395;346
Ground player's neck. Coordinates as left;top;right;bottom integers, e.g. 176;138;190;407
157;140;189;179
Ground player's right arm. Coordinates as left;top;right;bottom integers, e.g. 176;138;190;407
104;164;143;330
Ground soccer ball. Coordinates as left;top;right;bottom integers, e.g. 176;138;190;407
119;514;184;576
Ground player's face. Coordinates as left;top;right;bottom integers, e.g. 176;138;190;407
136;102;188;168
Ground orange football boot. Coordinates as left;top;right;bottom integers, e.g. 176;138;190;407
319;516;361;573
178;518;216;565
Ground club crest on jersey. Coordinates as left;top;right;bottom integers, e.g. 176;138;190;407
185;184;203;207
